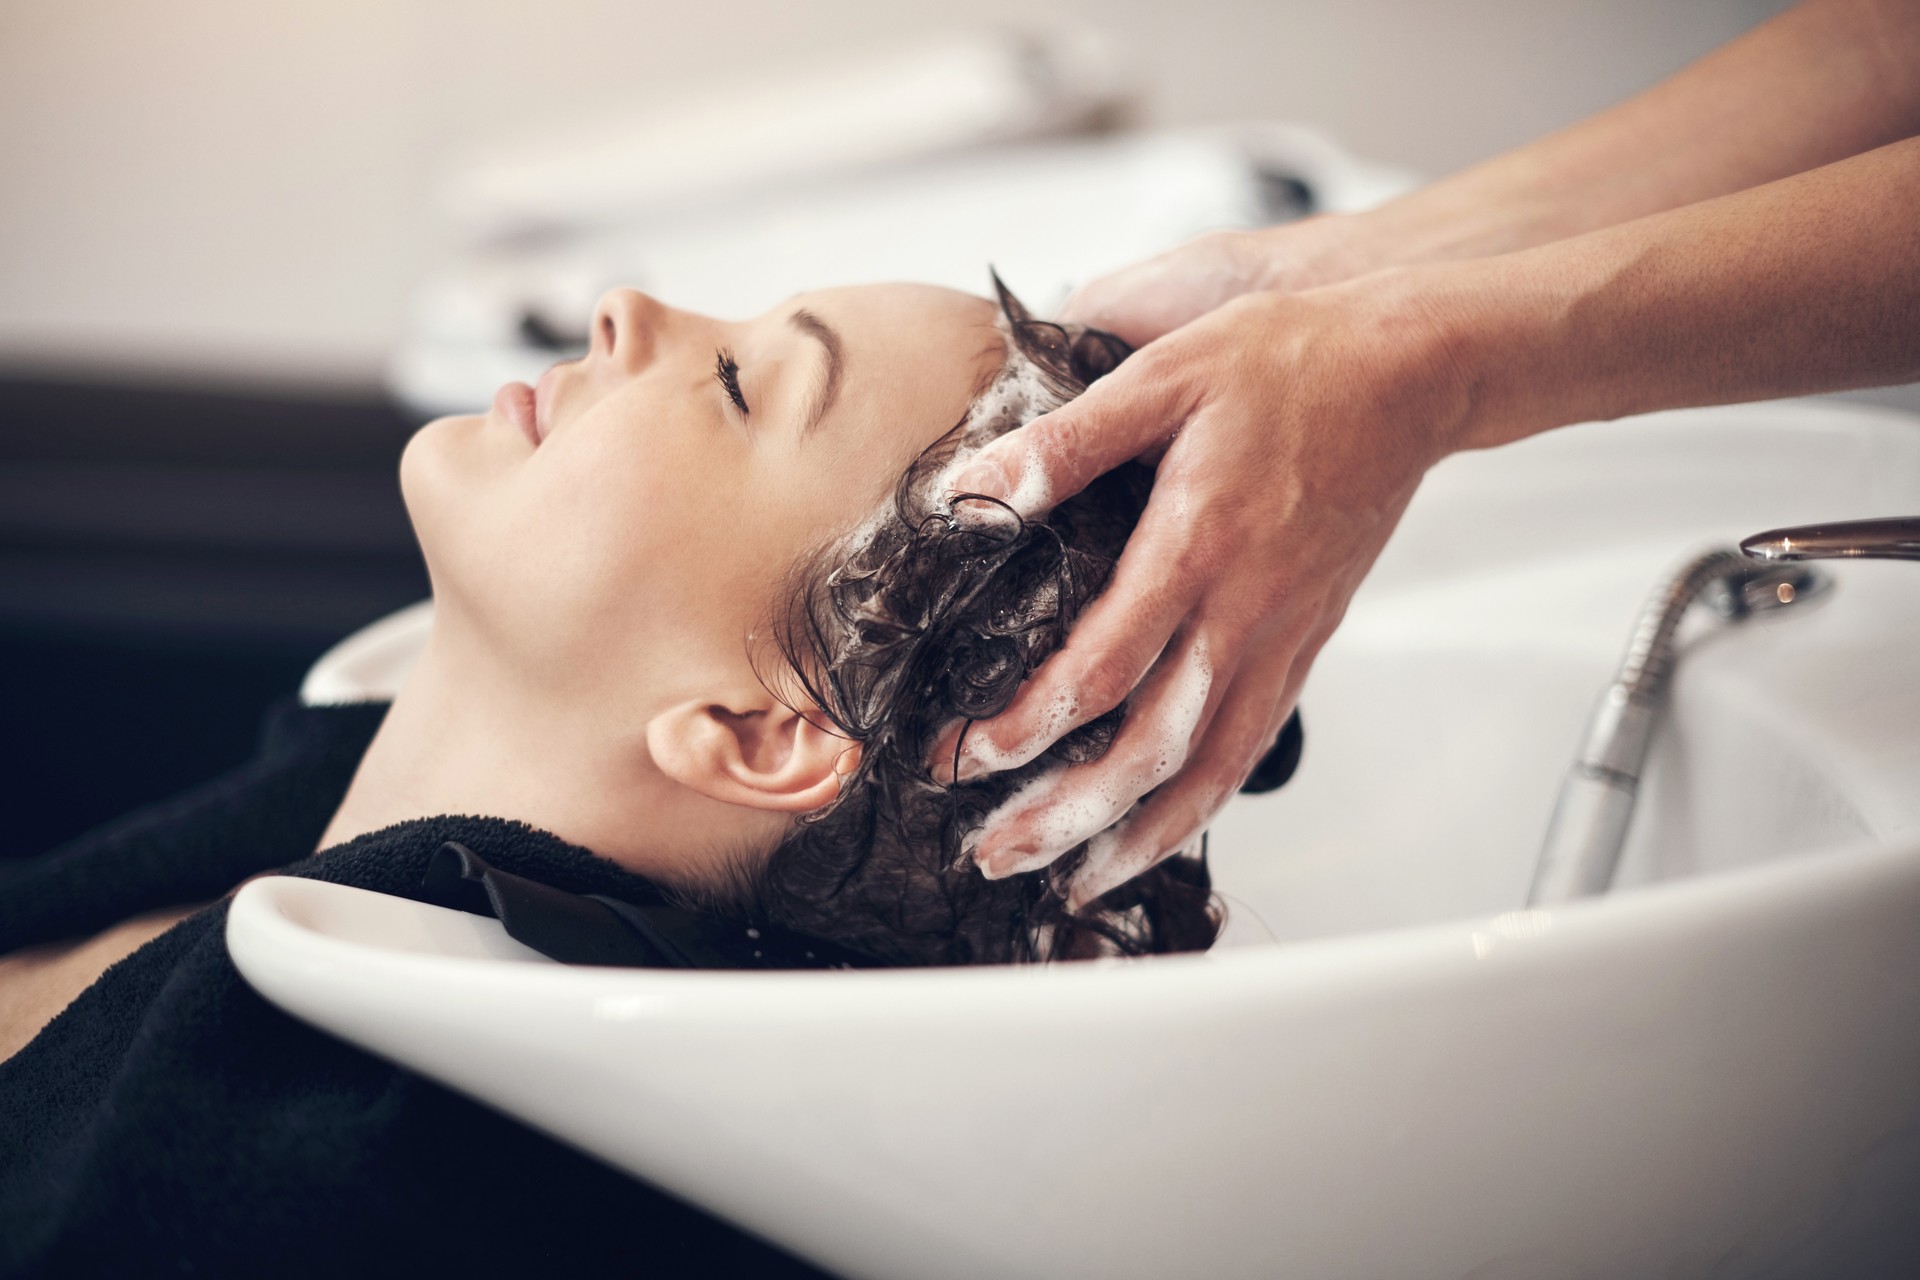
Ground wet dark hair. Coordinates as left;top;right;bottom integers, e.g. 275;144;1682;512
735;274;1218;967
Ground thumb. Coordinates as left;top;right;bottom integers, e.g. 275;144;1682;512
1058;261;1187;346
1060;231;1266;342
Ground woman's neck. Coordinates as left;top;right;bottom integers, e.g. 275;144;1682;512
316;613;775;888
318;623;633;854
319;628;495;850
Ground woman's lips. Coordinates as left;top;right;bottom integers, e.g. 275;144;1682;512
493;381;540;448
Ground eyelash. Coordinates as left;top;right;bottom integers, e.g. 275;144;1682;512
714;349;749;415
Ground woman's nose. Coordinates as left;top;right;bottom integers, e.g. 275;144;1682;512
590;287;664;372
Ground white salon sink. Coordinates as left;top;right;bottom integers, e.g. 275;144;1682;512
230;399;1920;1279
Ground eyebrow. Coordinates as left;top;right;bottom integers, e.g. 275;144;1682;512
788;308;844;441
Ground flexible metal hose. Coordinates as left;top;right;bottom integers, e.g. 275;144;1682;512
1527;549;1825;906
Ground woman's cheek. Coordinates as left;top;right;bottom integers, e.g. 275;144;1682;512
518;458;670;617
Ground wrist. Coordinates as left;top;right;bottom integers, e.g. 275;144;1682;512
1354;249;1612;457
1327;265;1485;463
1245;197;1532;293
1324;173;1585;279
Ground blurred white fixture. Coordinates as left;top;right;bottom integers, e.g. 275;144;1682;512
392;122;1414;418
238;398;1920;1278
439;30;1131;240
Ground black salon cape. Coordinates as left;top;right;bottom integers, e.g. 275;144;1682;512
0;700;833;1280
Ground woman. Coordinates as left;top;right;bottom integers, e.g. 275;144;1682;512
0;276;1231;1277
356;273;1216;964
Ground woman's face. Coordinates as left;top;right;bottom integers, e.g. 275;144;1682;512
402;283;1003;711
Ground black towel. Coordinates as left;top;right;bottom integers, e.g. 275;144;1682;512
0;699;831;1280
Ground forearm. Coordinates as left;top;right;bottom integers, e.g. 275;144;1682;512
1407;135;1920;452
1283;0;1920;286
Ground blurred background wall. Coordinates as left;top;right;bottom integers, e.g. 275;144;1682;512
8;0;1912;856
1;0;1800;389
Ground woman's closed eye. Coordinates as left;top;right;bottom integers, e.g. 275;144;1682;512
714;350;750;416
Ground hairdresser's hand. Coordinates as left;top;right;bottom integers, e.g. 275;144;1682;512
932;277;1467;908
1060;218;1373;346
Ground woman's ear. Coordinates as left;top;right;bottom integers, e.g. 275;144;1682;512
646;695;861;814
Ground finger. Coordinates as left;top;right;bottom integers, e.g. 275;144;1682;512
924;469;1211;781
969;630;1219;879
1063;644;1299;911
945;345;1197;519
1064;614;1342;910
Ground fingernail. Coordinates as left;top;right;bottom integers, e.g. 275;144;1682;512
925;728;960;781
976;846;1030;880
982;844;1068;880
949;731;1024;784
952;742;989;783
926;738;984;784
948;458;1006;499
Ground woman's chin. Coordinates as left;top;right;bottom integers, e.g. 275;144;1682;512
398;416;498;616
399;413;491;527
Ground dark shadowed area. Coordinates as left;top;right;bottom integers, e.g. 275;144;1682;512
0;375;426;856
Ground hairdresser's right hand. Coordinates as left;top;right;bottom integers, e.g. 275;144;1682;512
1060;216;1375;347
930;272;1472;909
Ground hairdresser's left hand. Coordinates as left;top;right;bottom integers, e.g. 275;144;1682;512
930;276;1469;908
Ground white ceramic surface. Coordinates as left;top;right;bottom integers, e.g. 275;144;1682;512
231;399;1920;1278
